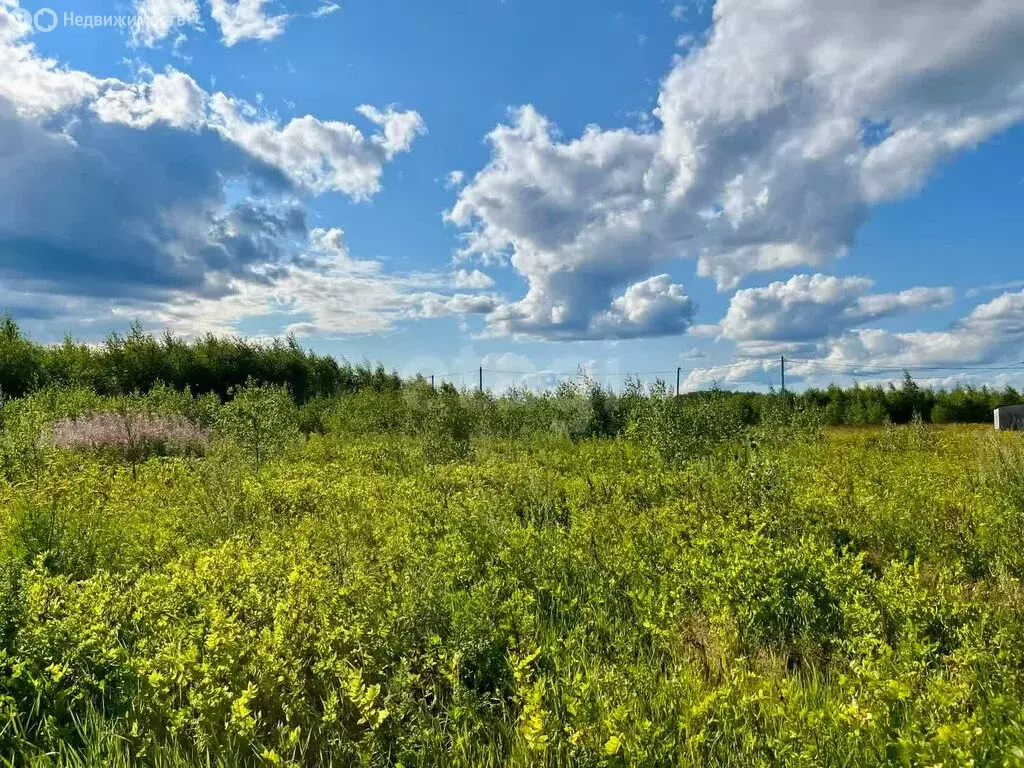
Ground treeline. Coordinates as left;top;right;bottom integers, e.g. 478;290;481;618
797;374;1024;425
672;375;1023;426
2;317;1021;424
0;317;400;403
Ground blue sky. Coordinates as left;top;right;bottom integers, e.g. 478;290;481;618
1;0;1023;391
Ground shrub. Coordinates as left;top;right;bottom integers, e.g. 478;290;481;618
47;411;210;457
627;384;746;464
420;385;474;464
0;386;1022;765
0;386;103;481
215;382;300;470
325;389;409;435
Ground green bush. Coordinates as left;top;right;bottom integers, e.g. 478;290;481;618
626;384;746;465
419;385;474;464
215;382;300;470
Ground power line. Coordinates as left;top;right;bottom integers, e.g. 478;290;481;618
418;356;1024;389
480;368;680;377
786;358;1024;375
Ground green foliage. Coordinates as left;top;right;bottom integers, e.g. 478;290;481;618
0;387;103;482
419;385;474;464
3;318;1021;427
627;384;747;464
801;373;1023;426
215;383;300;470
0;317;401;404
2;368;1024;764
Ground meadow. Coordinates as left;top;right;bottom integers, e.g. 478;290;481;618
0;378;1023;766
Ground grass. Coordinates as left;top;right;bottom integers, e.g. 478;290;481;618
0;385;1022;766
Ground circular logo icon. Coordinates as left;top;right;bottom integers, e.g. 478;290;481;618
34;7;58;32
10;6;34;30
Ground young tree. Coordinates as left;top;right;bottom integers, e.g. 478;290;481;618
216;381;300;470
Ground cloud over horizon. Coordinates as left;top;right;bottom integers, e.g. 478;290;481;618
449;0;1024;342
0;1;444;339
0;0;1022;386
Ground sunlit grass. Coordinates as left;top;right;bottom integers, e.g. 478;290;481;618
0;385;1022;765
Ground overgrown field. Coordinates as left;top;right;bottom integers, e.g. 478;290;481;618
1;384;1023;766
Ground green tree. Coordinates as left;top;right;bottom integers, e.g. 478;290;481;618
216;382;300;470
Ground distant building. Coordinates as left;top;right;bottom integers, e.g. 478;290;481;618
994;405;1024;430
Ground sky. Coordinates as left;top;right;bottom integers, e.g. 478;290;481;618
1;0;1023;392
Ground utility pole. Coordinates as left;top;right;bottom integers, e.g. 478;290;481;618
676;367;681;397
430;375;435;389
479;366;483;393
780;356;786;394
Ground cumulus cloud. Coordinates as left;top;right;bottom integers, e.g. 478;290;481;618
208;0;288;45
484;271;696;341
449;0;1024;340
412;293;500;320
130;0;201;47
356;104;428;158
681;359;776;393
95;78;426;197
0;2;104;116
447;107;667;339
91;69;207;129
130;0;339;47
590;275;697;340
451;269;495;290
718;274;953;345
809;290;1024;371
0;2;439;340
0;5;424;198
207;95;424;197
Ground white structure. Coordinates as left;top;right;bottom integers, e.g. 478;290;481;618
994;405;1024;430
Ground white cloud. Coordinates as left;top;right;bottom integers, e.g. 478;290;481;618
0;5;440;342
811;290;1024;371
412;293;500;320
447;106;665;339
718;274;953;344
0;7;425;202
208;0;289;45
207;95;424;197
0;2;104;117
449;0;1024;339
131;0;338;47
481;272;696;342
130;0;201;47
451;269;495;290
445;170;466;189
356;104;428;158
591;274;697;340
94;77;425;198
92;69;207;129
681;359;775;393
312;2;340;18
